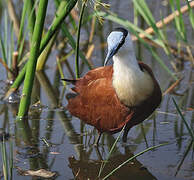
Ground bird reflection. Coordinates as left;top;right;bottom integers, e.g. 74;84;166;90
68;145;157;180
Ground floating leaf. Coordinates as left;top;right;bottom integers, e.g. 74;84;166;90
18;168;56;178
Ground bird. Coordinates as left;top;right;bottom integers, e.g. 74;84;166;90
62;27;162;145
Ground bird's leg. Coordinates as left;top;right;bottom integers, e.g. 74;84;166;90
122;124;132;142
95;146;103;160
94;132;102;146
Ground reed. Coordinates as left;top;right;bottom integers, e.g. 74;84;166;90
17;0;48;117
98;126;125;177
0;11;15;80
169;0;187;42
172;97;194;141
4;0;78;100
56;56;66;87
17;0;37;62
102;143;168;180
133;0;168;53
186;0;194;29
0;140;8;180
18;0;36;47
36;33;57;71
75;0;87;78
0;139;13;180
54;0;92;69
61;24;92;69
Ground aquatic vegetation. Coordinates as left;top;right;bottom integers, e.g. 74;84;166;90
0;0;193;179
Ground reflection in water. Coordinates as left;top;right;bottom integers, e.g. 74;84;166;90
68;146;157;180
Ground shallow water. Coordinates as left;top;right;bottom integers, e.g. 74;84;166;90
0;1;194;180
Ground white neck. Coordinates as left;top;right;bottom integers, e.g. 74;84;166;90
112;35;154;107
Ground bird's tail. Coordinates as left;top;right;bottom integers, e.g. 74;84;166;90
61;78;77;85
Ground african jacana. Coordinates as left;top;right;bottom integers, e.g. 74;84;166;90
63;27;162;144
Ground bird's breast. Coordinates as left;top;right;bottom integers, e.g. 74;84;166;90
112;66;154;107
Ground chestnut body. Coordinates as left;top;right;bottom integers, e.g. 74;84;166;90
66;62;161;142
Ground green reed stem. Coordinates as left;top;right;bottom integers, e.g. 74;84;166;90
169;0;186;42
56;57;66;87
75;0;87;78
5;0;78;99
18;0;36;46
36;32;57;71
18;0;48;117
39;0;78;53
0;140;8;180
102;143;168;180
98;126;125;177
172;97;194;140
18;0;28;46
61;24;92;69
0;12;8;65
186;0;194;29
9;140;13;180
17;0;39;63
54;0;92;69
26;0;36;41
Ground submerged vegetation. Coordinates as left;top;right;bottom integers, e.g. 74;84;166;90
0;0;193;179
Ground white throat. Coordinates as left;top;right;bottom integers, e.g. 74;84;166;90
112;35;154;107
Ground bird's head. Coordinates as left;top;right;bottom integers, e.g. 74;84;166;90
104;27;131;66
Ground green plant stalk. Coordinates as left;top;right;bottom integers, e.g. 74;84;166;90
18;0;48;117
0;12;8;65
18;0;28;46
4;66;26;100
0;13;14;79
18;0;36;46
75;0;87;78
186;0;194;29
98;126;125;177
39;0;78;53
133;0;169;54
56;57;66;86
5;0;78;98
9;22;14;69
9;140;13;180
36;32;58;71
61;24;92;69
133;0;165;40
133;4;139;26
175;139;193;176
4;11;8;65
26;0;36;41
17;0;39;63
55;0;92;70
172;97;194;140
0;36;7;63
169;0;186;42
54;0;92;70
69;13;78;30
175;0;187;41
0;140;8;180
102;143;168;180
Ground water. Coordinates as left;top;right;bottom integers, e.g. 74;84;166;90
0;0;194;179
